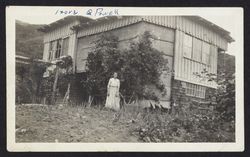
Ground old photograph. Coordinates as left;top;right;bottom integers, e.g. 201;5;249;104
6;7;244;151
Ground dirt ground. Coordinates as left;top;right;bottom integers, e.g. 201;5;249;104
16;104;235;143
16;104;139;143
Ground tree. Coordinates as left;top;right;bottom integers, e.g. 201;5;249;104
83;31;168;105
120;31;168;100
216;52;235;121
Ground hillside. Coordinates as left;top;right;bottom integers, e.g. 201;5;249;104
16;20;45;59
218;52;235;75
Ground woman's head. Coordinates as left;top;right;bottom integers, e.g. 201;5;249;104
113;72;118;78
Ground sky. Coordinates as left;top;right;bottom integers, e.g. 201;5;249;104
9;6;243;56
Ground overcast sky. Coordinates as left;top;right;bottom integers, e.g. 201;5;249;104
10;6;243;56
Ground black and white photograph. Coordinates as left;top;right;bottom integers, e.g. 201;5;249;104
6;6;244;151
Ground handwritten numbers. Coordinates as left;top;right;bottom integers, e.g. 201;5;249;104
55;9;79;15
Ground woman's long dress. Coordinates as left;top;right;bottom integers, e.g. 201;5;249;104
105;78;120;111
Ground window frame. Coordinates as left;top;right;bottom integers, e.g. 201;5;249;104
185;82;206;99
183;34;212;66
48;38;69;61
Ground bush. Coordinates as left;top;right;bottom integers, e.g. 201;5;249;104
132;109;235;142
83;31;168;104
16;60;47;104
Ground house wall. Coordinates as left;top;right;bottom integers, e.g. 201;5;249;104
76;22;142;73
76;22;175;71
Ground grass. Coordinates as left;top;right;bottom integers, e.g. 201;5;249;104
16;104;140;142
15;103;235;143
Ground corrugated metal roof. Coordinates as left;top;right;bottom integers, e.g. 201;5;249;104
73;16;234;43
187;16;234;42
38;16;94;32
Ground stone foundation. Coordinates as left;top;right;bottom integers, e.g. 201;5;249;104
171;78;216;113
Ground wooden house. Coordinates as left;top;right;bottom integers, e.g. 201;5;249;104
39;15;234;107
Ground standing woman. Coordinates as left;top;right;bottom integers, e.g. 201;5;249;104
105;72;120;111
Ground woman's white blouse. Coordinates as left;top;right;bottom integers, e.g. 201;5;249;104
108;78;120;88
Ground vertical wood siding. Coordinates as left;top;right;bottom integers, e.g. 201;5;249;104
77;16;229;50
43;21;80;43
76;22;175;73
68;33;77;57
174;30;218;88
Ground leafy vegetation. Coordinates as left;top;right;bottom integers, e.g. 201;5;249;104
132;108;234;142
39;56;73;105
83;31;168;103
194;52;235;122
216;52;235;121
16;60;47;103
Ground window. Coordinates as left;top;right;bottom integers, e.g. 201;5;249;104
183;34;192;58
202;42;210;64
185;82;206;98
192;38;202;62
55;39;62;59
183;34;212;65
48;37;69;61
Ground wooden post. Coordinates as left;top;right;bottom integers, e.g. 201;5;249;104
63;83;70;105
87;95;93;107
43;97;46;105
51;66;59;105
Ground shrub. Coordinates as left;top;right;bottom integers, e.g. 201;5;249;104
39;56;73;105
16;59;47;103
83;31;168;104
133;109;235;142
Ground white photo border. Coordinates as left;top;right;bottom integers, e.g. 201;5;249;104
6;6;244;152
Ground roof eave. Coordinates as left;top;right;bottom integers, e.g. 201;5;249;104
37;16;94;33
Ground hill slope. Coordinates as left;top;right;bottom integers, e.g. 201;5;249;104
218;52;235;75
16;20;45;59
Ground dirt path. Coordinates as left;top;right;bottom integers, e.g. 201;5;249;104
16;105;139;143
